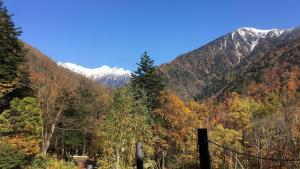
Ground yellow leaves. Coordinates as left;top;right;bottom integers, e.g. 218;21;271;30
284;66;299;100
209;124;243;169
43;159;76;169
0;114;12;132
210;124;242;149
2;135;41;156
228;111;252;130
224;93;261;130
155;92;203;130
0;77;20;96
27;155;77;169
154;91;207;167
2;97;43;138
99;87;154;168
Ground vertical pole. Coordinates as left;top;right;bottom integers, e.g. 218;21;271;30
198;128;211;169
136;142;143;169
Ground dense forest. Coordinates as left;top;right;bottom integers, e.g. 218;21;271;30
0;1;300;169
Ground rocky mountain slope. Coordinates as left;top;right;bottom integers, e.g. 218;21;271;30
205;35;300;100
159;26;300;100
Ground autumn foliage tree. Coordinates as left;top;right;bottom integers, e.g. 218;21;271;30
51;78;109;156
99;86;154;169
0;97;42;167
26;44;110;155
0;0;31;112
154;91;203;168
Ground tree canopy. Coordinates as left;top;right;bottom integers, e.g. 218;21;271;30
131;51;164;109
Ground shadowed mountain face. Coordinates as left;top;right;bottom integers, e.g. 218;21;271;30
159;26;300;100
94;73;130;88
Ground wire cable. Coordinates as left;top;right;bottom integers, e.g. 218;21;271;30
208;140;300;162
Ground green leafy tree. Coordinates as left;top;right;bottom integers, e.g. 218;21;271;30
50;78;105;156
131;51;164;109
0;97;42;168
209;124;242;169
0;97;42;138
0;97;42;159
28;155;76;169
0;0;31;111
99;86;154;169
225;93;261;131
0;140;28;169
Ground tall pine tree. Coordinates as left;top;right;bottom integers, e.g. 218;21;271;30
0;0;31;111
131;51;164;109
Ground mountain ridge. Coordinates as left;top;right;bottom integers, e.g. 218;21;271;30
58;62;131;88
159;26;299;100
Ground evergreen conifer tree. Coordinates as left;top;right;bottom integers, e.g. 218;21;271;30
131;51;164;109
0;0;31;111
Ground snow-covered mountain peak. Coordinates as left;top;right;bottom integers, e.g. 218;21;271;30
230;27;289;52
236;27;286;39
58;62;131;77
57;62;131;87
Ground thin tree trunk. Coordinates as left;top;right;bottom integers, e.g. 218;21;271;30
42;103;64;154
161;151;166;169
82;132;86;155
116;150;120;169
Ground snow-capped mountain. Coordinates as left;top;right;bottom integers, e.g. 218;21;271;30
233;27;288;51
58;62;131;88
159;26;299;99
229;27;292;52
217;27;293;63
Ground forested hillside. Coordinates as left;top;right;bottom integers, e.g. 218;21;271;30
159;27;300;100
25;43;111;155
157;27;300;168
1;21;112;168
0;1;111;166
1;0;300;168
198;35;300;101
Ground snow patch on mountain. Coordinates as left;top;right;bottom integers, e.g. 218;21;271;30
250;39;259;51
234;27;288;51
58;62;131;87
237;27;286;38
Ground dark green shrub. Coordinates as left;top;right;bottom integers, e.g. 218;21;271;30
0;140;29;169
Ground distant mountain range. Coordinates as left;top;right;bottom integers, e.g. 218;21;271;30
159;26;300;100
56;26;299;96
58;62;131;88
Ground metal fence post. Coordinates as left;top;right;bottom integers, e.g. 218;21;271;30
198;128;211;169
136;142;143;169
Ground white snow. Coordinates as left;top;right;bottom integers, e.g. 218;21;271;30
250;39;259;51
237;28;246;37
241;27;271;35
234;27;288;51
236;27;286;39
231;31;235;39
234;41;240;50
57;62;131;79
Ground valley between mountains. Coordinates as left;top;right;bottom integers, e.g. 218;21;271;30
58;26;300;101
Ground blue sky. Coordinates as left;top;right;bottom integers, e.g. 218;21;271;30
5;0;300;71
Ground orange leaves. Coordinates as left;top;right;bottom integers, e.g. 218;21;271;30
2;135;41;156
155;92;202;157
246;61;300;101
153;91;206;166
284;66;299;100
